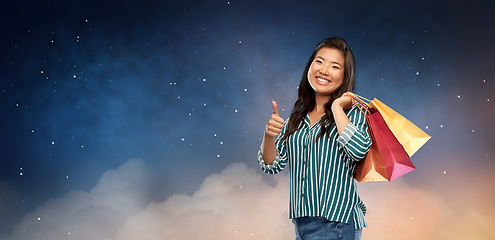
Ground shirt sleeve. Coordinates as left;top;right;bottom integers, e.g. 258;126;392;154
258;120;289;174
336;104;371;162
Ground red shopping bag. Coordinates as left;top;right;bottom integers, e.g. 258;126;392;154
367;108;415;181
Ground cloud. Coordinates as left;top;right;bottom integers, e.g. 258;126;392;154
358;178;495;240
3;159;495;240
2;159;157;240
114;162;293;240
0;181;24;235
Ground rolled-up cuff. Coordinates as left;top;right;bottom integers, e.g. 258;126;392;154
336;122;358;146
258;149;280;174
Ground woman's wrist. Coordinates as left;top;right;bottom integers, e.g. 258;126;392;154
331;101;343;112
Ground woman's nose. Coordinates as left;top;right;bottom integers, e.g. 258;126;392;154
319;67;330;75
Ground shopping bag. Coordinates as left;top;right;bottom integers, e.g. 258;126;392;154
367;108;415;181
354;132;389;182
348;94;417;182
370;98;431;157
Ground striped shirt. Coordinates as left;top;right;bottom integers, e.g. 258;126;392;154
258;104;371;229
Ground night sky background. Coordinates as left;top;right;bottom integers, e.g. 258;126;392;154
1;0;494;239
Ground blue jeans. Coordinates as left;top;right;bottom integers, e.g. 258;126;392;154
292;214;362;240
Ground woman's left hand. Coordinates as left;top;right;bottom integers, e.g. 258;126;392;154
332;92;353;111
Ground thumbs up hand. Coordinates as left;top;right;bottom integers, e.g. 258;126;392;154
265;101;285;138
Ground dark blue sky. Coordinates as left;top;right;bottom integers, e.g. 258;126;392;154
1;0;494;238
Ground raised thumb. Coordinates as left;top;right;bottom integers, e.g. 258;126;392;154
272;101;279;116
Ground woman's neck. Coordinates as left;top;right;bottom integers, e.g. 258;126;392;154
313;94;331;113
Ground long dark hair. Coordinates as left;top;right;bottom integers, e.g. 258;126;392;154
281;37;355;141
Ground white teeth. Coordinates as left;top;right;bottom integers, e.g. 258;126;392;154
317;77;329;83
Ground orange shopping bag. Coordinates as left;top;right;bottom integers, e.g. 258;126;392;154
354;131;389;182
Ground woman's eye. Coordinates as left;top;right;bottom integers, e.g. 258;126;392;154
333;66;340;69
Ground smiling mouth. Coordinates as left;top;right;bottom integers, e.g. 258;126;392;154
316;77;330;84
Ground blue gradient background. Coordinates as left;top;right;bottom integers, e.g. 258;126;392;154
1;0;494;239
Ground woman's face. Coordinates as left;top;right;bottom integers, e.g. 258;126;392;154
307;47;345;97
